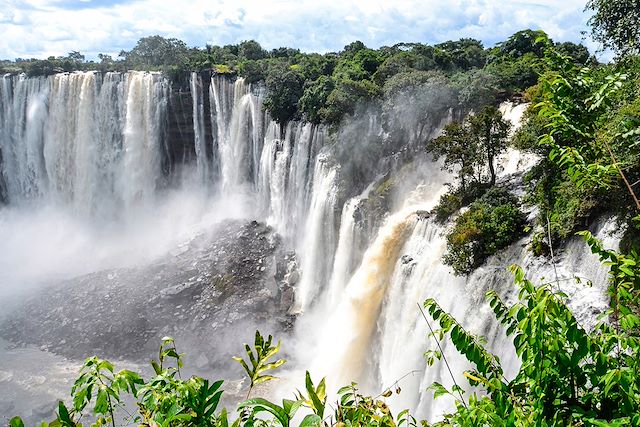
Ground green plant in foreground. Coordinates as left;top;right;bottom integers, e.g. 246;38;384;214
424;233;640;426
233;331;286;399
9;228;640;427
71;356;143;426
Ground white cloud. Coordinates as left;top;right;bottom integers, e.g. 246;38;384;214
0;0;596;60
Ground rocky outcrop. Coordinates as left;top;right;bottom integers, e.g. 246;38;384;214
0;220;295;368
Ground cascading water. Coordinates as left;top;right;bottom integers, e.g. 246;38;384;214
121;72;166;211
1;74;49;201
0;71;619;423
215;77;263;193
191;72;210;183
292;152;340;312
0;71;167;215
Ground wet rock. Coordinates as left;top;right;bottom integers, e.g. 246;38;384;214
415;210;430;220
194;353;209;369
0;220;293;364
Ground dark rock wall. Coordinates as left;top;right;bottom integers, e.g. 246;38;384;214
163;71;217;181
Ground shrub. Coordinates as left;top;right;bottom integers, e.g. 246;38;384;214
443;187;526;275
432;182;489;224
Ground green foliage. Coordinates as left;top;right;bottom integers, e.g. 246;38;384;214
238;397;302;427
496;29;549;59
429;105;511;191
511;105;549;154
333;384;397;427
429;121;479;191
431;182;489;224
11;327;426;427
451;69;500;110
484;52;544;95
587;0;640;57
238;40;268;61
299;76;335;124
233;330;286;398
443;188;526;275
119;35;190;70
427;248;640;426
432;191;465;224
238;60;266;85
263;65;305;125
536;46;635;190
470;106;512;186
554;42;592;66
527;46;640;239
71;356;142;426
2;29;574;127
295;372;327;418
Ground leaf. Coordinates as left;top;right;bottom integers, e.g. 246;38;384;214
238;397;291;427
57;402;74;426
94;388;109;414
428;382;450;399
299;414;323;427
9;417;25;427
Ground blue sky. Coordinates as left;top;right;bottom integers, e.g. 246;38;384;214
0;0;599;60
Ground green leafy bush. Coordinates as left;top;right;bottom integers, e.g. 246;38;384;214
432;182;489;224
426;234;640;426
443;188;526;275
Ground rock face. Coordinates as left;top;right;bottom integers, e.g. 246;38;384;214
160;70;217;180
0;220;295;368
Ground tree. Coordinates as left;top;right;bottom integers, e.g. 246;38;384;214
497;29;549;58
428;105;511;188
119;35;189;69
452;68;500;110
442;188;526;274
554;41;591;65
270;47;300;58
587;0;640;57
435;38;487;70
67;51;85;63
299;76;335;124
238;40;267;61
469;106;511;186
428;122;480;191
263;64;305;126
97;53;116;72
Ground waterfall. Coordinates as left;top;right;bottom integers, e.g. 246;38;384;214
191;72;210;183
216;77;263;193
497;101;538;176
120;72;166;211
292;152;340;313
326;197;360;306
0;71;167;215
305;193;615;421
258;124;289;230
310;205;426;383
326;181;376;306
294;103;616;420
0;74;48;201
0;72;619;424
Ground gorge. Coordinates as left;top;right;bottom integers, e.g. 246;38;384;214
0;69;621;423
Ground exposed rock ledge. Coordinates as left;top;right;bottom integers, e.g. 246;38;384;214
0;220;297;369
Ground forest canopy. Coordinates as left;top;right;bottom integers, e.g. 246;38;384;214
0;30;592;127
